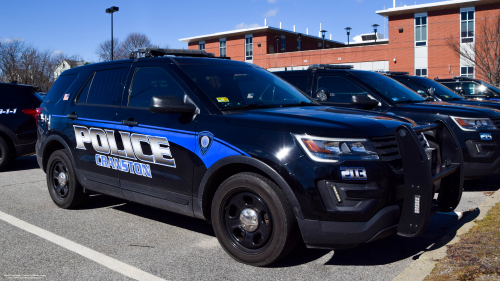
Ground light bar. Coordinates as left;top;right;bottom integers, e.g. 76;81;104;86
308;64;354;70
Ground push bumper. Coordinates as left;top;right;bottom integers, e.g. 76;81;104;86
300;122;463;248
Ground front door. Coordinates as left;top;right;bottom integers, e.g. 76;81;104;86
115;61;197;215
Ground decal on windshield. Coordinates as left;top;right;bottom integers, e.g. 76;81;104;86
216;97;229;102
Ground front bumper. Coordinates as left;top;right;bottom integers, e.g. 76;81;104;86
299;122;463;247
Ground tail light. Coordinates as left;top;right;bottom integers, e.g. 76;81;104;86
22;107;43;124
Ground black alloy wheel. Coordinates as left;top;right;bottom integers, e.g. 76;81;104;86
221;191;273;253
211;172;299;266
46;149;88;209
50;161;70;200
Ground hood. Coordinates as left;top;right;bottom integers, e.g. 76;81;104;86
225;106;413;138
449;99;500;110
397;101;500;118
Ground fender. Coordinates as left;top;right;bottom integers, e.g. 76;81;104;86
195;155;304;220
41;134;78;176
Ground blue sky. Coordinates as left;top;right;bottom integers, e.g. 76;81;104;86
1;0;439;62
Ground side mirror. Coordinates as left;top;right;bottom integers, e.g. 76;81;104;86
458;89;465;95
417;90;426;97
315;88;331;102
150;95;197;114
427;87;435;96
351;94;379;110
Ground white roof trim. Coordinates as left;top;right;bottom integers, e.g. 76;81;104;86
376;0;487;17
179;26;344;45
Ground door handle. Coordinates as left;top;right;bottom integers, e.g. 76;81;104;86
66;112;78;119
121;120;139;126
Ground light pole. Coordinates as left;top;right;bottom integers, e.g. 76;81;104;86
372;24;380;44
105;6;119;60
345;27;352;47
320;30;327;49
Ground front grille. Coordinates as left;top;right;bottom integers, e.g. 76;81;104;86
371;132;427;171
491;117;500;129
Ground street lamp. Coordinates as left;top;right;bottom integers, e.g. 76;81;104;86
372;24;380;44
345;27;352;47
105;6;119;60
320;30;327;49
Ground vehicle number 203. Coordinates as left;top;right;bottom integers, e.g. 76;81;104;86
340;167;367;180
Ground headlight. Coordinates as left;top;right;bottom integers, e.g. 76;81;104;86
451;117;497;131
294;134;379;163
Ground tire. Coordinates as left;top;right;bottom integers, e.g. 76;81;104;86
211;172;299;266
0;137;12;171
46;149;88;209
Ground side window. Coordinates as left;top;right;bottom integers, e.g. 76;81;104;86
128;67;185;108
460;82;479;95
44;74;78;103
317;76;368;103
79;68;128;106
284;76;308;93
441;82;457;91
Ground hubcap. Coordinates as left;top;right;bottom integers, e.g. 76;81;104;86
240;208;259;232
58;172;67;187
221;191;273;253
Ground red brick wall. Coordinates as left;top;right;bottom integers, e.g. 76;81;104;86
387;13;414;73
428;8;460;79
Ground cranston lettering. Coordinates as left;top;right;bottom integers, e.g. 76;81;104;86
95;154;152;178
74;125;176;177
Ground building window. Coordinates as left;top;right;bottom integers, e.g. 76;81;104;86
461;66;474;78
219;38;226;57
461;10;474;43
281;36;286;52
415;16;427;46
245;35;253;61
415;68;428;77
199;41;205;51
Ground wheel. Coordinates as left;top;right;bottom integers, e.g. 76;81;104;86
0;137;12;171
211;172;299;266
46;149;88;209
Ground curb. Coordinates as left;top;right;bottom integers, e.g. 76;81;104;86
393;189;500;281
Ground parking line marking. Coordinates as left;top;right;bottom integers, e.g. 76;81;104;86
0;210;167;281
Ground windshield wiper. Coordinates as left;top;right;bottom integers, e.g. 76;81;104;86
395;100;422;104
220;104;278;111
279;101;320;107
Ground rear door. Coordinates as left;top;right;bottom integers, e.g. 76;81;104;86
115;61;197;216
64;64;131;198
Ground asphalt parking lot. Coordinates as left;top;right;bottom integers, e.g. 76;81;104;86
0;156;498;281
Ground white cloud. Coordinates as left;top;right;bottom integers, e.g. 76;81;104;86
235;22;260;29
268;0;277;3
53;50;63;55
264;9;278;17
0;37;23;44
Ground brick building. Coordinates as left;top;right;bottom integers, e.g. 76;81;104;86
179;0;500;80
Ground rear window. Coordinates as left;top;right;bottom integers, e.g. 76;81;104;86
44;74;78;103
77;68;128;106
0;84;26;103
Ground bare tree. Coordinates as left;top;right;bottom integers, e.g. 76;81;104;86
447;12;500;86
0;38;84;92
94;38;122;62
117;32;157;57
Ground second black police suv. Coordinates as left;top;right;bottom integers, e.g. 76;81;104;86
37;49;462;266
276;65;500;179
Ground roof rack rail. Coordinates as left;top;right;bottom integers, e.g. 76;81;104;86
129;48;230;59
376;71;409;75
308;64;353;70
452;76;469;80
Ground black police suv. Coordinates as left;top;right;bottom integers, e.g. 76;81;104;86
0;82;42;170
275;65;500;179
37;49;463;266
436;76;500;101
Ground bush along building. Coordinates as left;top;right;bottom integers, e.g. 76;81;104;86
180;0;500;82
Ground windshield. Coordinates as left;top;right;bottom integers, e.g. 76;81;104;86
179;65;317;110
352;72;426;103
411;76;464;100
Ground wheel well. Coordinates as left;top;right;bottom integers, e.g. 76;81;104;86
0;131;16;158
42;140;65;172
201;163;277;222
